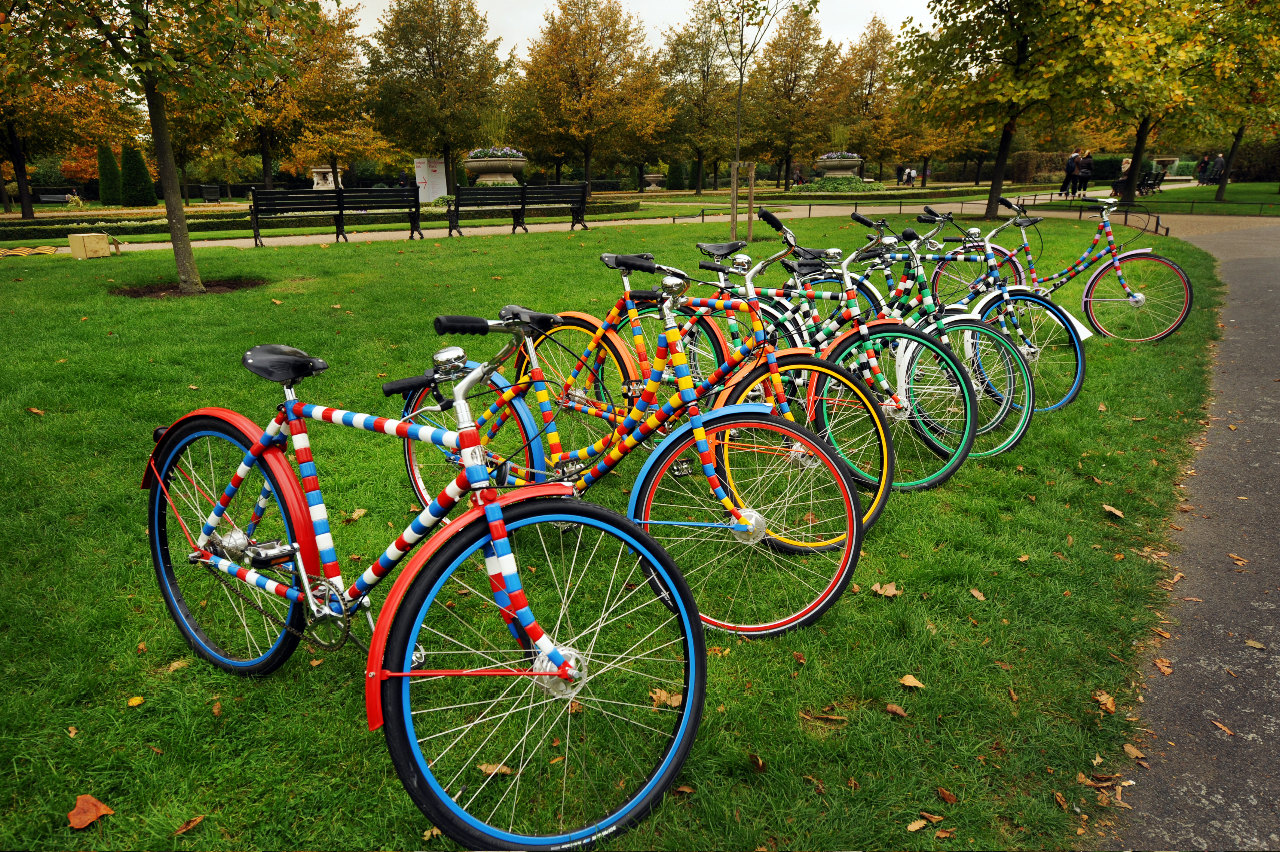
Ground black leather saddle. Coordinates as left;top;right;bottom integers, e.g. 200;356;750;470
781;258;832;277
696;240;748;260
242;344;329;386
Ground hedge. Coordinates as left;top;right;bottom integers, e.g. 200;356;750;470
120;145;157;207
97;145;121;206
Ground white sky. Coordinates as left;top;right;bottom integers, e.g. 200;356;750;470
352;0;935;52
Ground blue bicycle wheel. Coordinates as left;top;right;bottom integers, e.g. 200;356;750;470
980;292;1086;412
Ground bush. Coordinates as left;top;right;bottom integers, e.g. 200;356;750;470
97;145;122;206
1010;151;1069;183
792;177;886;193
1089;154;1154;181
667;162;686;191
454;164;469;189
1174;160;1199;177
120;144;157;207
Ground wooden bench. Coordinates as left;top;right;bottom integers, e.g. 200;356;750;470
1137;170;1167;196
37;193;66;204
200;185;221;203
249;187;423;247
447;183;588;237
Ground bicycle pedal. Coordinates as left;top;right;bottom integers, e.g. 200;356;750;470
247;540;299;569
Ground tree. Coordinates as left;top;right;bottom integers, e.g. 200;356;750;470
839;17;901;179
660;2;734;197
29;0;322;293
120;142;157;206
367;0;505;196
747;7;841;190
901;0;1093;216
97;144;122;205
515;0;665;190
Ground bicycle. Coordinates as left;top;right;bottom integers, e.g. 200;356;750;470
401;289;868;636
143;311;706;850
931;196;1192;343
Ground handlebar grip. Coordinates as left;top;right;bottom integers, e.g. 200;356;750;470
434;315;490;336
923;205;940;217
998;197;1015;210
916;214;936;224
699;260;732;274
758;208;784;231
850;212;874;227
382;374;433;397
942;236;966;243
616;255;657;274
901;227;919;242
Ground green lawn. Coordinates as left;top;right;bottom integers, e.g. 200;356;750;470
0;217;1218;850
1026;181;1280;216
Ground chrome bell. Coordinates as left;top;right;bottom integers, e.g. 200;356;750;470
432;345;468;378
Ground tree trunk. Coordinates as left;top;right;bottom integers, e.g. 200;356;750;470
983;118;1017;218
1120;113;1152;204
636;163;644;193
921;156;931;188
694;152;704;196
583;143;593;196
783;150;792;191
712;161;719;190
1215;123;1246;203
259;126;274;190
974;154;986;186
0;177;10;214
554;160;562;184
5;121;34;219
442;142;455;196
729;161;739;240
142;78;202;292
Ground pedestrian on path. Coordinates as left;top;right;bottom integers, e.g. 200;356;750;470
1075;151;1094;196
1060;149;1080;197
895;165;905;185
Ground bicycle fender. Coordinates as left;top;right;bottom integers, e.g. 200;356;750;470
141;407;323;584
710;346;823;407
813;316;907;358
556;310;640;381
364;483;577;731
970;287;1094;341
624;403;774;520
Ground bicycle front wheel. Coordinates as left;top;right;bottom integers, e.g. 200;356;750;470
632;412;861;635
980;292;1086;412
929;319;1035;458
148;415;305;676
1082;253;1192;342
381;499;705;851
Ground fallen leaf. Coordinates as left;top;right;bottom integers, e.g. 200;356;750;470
1245;639;1266;650
569;700;583;714
907;819;928;832
211;701;222;717
25;407;44;415
187;385;198;390
310;658;323;667
148;745;163;755
136;641;146;654
1154;658;1173;676
477;763;514;776
970;588;986;601
1228;424;1237;431
1102;504;1124;519
423;827;443;840
344;508;367;524
68;794;114;829
793;651;806;666
1228;553;1249;564
849;777;861;791
748;753;767;773
938;787;958;804
672;784;694;795
68;727;78;738
167;660;189;673
885;703;908;718
649;688;682;709
1170;524;1184;531
127;696;145;707
1098;402;1107;411
900;674;925;689
1008;687;1018;702
1093;691;1116;714
1092;753;1103;766
271;299;283;305
871;581;901;598
1212;721;1234;735
936;828;956;839
920;811;944;823
804;775;826;794
1124;743;1145;759
1017;554;1030;562
1152;627;1171;639
174;815;204;835
1182;596;1203;602
1067;534;1074;546
1054;791;1068;810
549;755;564;764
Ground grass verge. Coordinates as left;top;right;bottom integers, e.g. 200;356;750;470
0;216;1218;849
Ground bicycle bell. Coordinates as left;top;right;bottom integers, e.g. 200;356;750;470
660;275;688;298
822;248;843;261
432;345;468;378
731;253;751;273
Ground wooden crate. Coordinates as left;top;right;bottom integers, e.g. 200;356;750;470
68;233;110;260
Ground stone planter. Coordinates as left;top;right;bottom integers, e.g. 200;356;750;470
815;158;863;179
643;173;664;191
311;166;342;189
463;157;527;185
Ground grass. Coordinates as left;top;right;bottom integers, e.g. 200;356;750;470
0;216;1220;850
1026;181;1280;217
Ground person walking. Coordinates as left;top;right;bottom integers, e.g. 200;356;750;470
896;164;905;185
1210;151;1226;183
1075;150;1094;196
1194;154;1210;184
1060;149;1080;197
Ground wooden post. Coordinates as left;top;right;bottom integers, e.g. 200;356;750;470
729;161;740;240
746;161;756;241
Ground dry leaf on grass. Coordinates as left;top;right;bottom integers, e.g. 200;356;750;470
68;794;114;829
871;581;901;598
937;787;958;804
920;811;944;823
1008;687;1019;702
899;674;925;689
672;784;694;795
26;407;44;415
1152;627;1171;639
935;828;956;839
68;727;77;738
477;763;514;776
970;588;986;601
906;819;928;832
1102;504;1124;519
649;688;682;709
1098;402;1107;412
1123;743;1145;759
174;815;204;835
804;775;826;795
1092;753;1104;766
1017;554;1030;562
748;753;767;773
1093;691;1116;714
423;827;443;840
793;651;806;666
167;660;189;673
1212;720;1234;736
885;703;908;718
211;701;222;717
344;508;367;524
1054;791;1068;810
127;696;144;708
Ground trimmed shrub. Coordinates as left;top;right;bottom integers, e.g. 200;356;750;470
120;144;157;207
454;164;469;188
97;145;122;205
791;177;886;193
667;162;686;191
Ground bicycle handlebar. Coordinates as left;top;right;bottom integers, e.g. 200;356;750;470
850;211;875;228
699;260;733;274
758;208;784;231
434;315;490;336
382;373;436;397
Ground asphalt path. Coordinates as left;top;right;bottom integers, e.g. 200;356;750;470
1114;218;1280;850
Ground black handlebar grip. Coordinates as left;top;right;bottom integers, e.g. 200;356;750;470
382;374;434;397
850;211;874;227
615;255;658;274
924;205;940;217
998;197;1015;210
916;214;936;224
434;315;490;336
758;208;784;231
699;260;732;274
942;236;966;243
901;227;919;242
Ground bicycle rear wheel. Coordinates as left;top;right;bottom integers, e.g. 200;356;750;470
930;245;1024;308
980;292;1086;412
928;319;1035;458
632;411;861;635
1082;253;1192;342
381;499;705;851
148;415;305;676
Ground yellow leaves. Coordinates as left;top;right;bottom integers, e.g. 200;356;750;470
1154;658;1173;676
885;703;908;718
649;688;682;709
899;674;925;689
167;659;189;673
970;588;986;601
477;763;514;776
25;407;44;415
68;794;114;829
1092;690;1115;714
1245;639;1266;650
174;815;204;835
1212;720;1234;736
423;826;443;841
127;696;145;707
1054;790;1068;810
871;581;901;598
1102;504;1124;519
1123;743;1145;759
906;818;928;832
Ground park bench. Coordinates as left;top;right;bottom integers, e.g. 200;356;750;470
447;183;588;237
1137;170;1167;196
200;185;222;203
37;193;66;204
249;187;423;247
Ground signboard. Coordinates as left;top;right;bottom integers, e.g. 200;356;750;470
414;158;447;202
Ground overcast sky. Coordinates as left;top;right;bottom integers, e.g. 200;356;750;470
353;0;935;52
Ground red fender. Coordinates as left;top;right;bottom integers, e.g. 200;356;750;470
364;482;578;730
711;345;821;408
555;310;640;382
814;317;906;358
142;407;323;584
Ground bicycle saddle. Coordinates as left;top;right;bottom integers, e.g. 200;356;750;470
498;304;562;334
242;344;329;385
695;240;747;260
780;258;831;277
599;252;655;270
1013;216;1044;227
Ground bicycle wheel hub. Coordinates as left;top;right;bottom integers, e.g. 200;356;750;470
731;508;767;544
788;442;823;469
214;528;250;562
1018;344;1041;363
1130;292;1147;308
534;646;584;698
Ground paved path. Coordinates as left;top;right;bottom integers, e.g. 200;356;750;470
1115;218;1280;850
